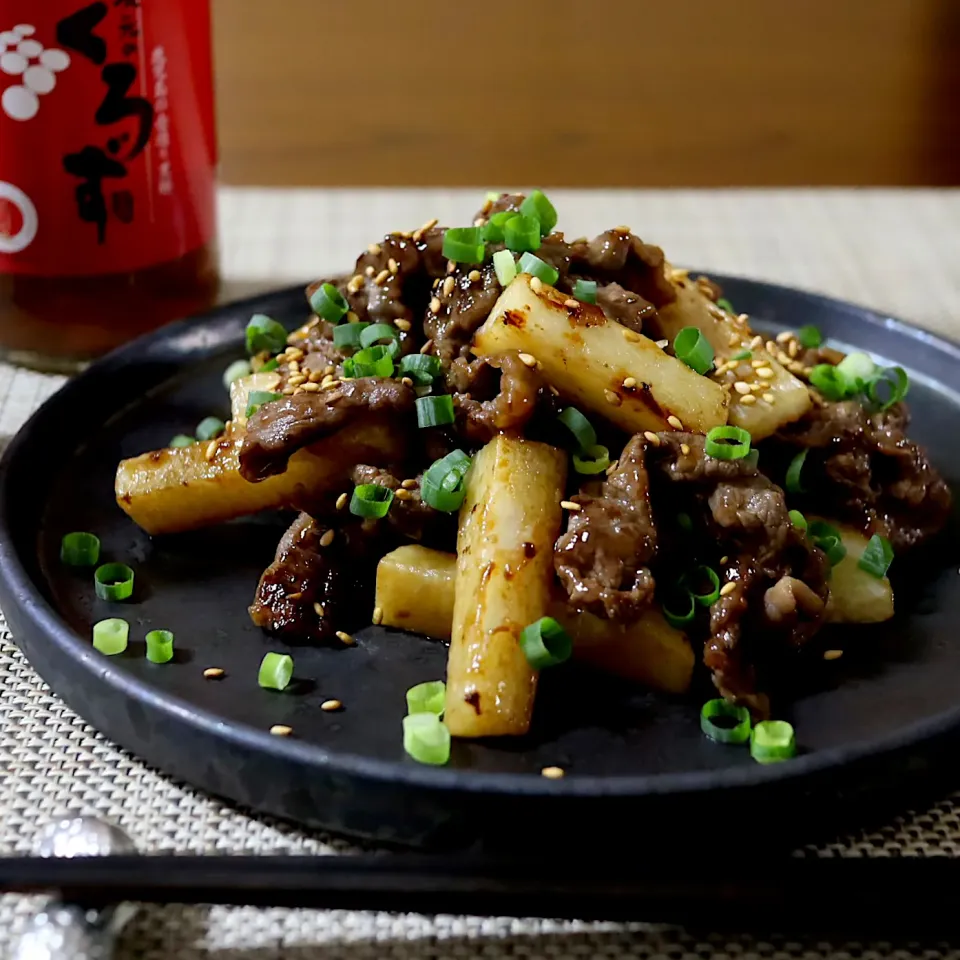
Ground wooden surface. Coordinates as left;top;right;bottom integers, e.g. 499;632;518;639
210;0;960;187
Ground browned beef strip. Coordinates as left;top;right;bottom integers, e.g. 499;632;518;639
351;464;454;544
575;229;677;307
554;435;657;620
425;262;503;368
773;399;952;551
239;379;416;481
454;352;541;444
475;193;525;220
595;282;657;333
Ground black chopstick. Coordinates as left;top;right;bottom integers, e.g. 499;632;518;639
2;853;959;938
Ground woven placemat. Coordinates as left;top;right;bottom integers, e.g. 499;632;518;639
2;188;959;958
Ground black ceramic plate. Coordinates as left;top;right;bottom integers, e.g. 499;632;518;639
1;277;958;852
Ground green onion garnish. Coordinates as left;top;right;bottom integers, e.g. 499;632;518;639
572;444;611;475
556;407;597;452
866;366;909;410
94;563;134;602
223;358;252;388
750;719;796;764
809;364;848;402
517;252;559;286
704;425;752;460
245;314;288;355
700;698;751;744
421;449;472;512
674;327;715;375
415;394;455;428
333;322;370;351
797;325;822;349
573;278;597;304
503;214;541;253
663;590;696;629
836;352;876;391
343;345;395;379
492;249;517;286
406;680;446;716
169;435;196;448
399;354;441;385
442;227;485;264
145;629;174;664
402;712;451;765
196;417;225;442
808;519;847;566
858;534;894;579
482;210;514;244
260;358;280;372
309;282;349;324
677;512;693;533
731;349;752;361
518;189;558;235
245;390;283;418
789;509;807;532
519;616;573;669
360;323;401;357
681;566;721;607
258;652;293;691
350;483;395;519
785;449;808;493
60;532;101;567
716;298;734;313
92;618;129;656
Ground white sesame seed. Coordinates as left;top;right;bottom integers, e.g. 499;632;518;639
604;388;622;406
336;492;348;510
740;394;758;405
420;339;434;354
530;276;544;293
776;330;794;343
720;555;729;565
313;601;325;617
205;440;219;460
394;317;412;332
429;297;441;314
301;381;321;392
320;529;335;548
321;699;343;711
347;275;363;294
749;335;764;350
270;724;293;736
400;376;414;387
564;298;579;309
373;604;385;623
560;500;581;512
421;218;438;233
788;341;800;358
365;265;375;276
656;339;669;349
468;269;482;282
442;276;455;297
680;443;691;455
733;381;751;395
387;257;399;274
727;333;741;347
622;377;638;389
287;374;307;387
473;217;486;227
374;269;390;286
336;630;355;645
823;649;844;661
756;367;775;379
518;353;538;368
750;359;765;368
203;667;224;679
762;392;776;403
720;582;737;597
667;415;683;430
541;766;565;779
446;260;456;274
282;385;296;396
394;488;411;501
643;431;662;446
287;361;300;374
367;243;381;255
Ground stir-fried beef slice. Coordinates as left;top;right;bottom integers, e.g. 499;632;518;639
774;399;952;551
425;262;503;367
454;352;542;444
240;379;416;481
351;464;454;545
594;282;657;333
554;435;657;620
475;193;525;220
573;229;677;308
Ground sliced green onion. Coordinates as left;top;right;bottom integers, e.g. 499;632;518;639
503;214;541;253
350;483;395;519
572;444;611;475
674;327;715;375
797;325;822;349
245;390;283;418
492;248;517;286
421;449;472;512
750;719;796;764
145;629;174;664
309;282;349;324
94;563;134;602
731;349;752;361
858;534;894;579
360;323;401;357
258;652;293;691
442;226;485;264
681;566;721;607
836;352;876;391
406;680;446;716
403;712;451;765
663;590;696;629
343;345;395;379
785;449;808;493
519;616;572;669
223;358;252;388
260;358;280;372
196;417;226;442
482;211;515;244
705;425;752;460
700;698;751;744
517;252;559;286
519;189;558;235
716;298;734;314
677;512;693;533
245;314;288;355
169;434;196;448
866;366;909;410
573;278;597;304
808;520;847;566
399;354;442;385
416;394;455;428
809;364;849;402
557;407;596;452
789;509;808;532
333;322;370;351
92;618;128;656
61;532;101;567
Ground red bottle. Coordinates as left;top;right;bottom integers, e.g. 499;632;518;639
0;0;219;371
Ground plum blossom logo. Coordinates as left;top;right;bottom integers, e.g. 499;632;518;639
1;23;71;121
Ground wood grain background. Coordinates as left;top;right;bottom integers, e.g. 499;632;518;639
210;0;960;187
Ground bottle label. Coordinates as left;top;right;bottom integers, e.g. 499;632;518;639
0;1;216;277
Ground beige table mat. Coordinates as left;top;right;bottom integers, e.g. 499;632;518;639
1;188;959;958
